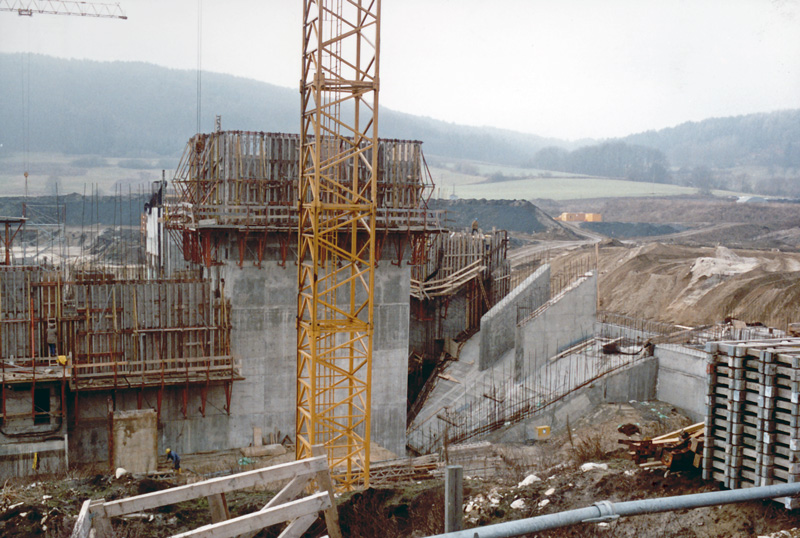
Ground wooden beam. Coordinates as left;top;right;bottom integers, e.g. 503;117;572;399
207;493;230;523
70;499;93;538
97;456;327;518
264;475;310;510
276;513;317;538
237;475;312;538
170;492;331;538
88;499;113;537
311;445;343;538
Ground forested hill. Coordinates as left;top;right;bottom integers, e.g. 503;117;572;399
622;111;800;169
1;54;797;173
0;53;563;163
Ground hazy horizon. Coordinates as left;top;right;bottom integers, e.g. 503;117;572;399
1;1;798;141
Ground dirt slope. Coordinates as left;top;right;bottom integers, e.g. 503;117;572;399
555;242;800;327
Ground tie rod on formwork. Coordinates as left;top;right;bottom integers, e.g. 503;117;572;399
426;482;800;538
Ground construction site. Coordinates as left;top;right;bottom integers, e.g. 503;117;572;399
3;1;800;538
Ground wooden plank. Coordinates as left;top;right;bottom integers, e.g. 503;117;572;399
207;493;230;524
170;492;331;538
276;514;317;538
263;475;310;510
69;499;93;538
237;475;313;538
99;456;327;518
648;422;704;442
311;445;343;538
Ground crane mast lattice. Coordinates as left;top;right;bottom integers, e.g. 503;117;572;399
297;0;380;491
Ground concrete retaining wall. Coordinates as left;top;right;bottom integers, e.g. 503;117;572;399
514;273;597;378
0;383;68;478
202;243;410;456
654;343;707;423
479;265;550;371
0;438;67;480
489;357;658;443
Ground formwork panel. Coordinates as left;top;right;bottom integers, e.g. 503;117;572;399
703;337;800;503
0;268;237;401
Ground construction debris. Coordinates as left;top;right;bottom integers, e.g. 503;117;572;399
620;422;704;471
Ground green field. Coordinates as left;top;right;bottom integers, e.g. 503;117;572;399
427;164;744;201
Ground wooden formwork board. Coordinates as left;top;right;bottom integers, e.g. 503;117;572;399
1;269;235;391
169;131;436;232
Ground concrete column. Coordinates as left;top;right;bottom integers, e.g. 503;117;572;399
445;465;463;532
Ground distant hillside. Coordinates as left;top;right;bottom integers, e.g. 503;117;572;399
1;54;797;191
622;111;800;169
0;54;566;164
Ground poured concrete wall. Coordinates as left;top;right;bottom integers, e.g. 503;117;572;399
111;409;157;473
69;243;411;462
69;385;232;465
514;273;596;378
654;344;707;422
0;438;66;480
183;241;410;456
0;383;68;478
479;265;550;370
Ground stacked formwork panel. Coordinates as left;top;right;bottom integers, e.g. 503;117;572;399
68;276;234;391
703;338;800;508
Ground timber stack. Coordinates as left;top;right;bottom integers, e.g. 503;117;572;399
621;423;704;471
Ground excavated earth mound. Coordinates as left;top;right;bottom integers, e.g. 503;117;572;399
555;242;800;326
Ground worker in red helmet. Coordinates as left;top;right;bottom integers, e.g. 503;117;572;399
165;448;181;474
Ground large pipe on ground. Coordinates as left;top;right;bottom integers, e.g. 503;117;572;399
427;482;800;538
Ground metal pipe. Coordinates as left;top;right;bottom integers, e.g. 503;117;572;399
426;482;800;538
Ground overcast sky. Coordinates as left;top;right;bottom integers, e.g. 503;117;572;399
1;0;799;140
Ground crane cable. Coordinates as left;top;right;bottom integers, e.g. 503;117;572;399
196;0;202;134
22;19;31;205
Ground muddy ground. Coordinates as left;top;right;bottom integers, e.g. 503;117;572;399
4;404;800;537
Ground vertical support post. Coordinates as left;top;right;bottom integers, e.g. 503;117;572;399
444;465;463;533
207;493;230;523
88;500;114;537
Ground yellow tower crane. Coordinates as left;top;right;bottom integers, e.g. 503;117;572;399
297;0;381;491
